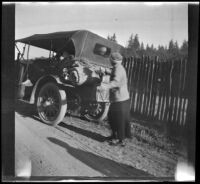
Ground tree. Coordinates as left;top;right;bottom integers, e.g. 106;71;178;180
150;44;154;50
168;39;181;59
127;34;140;50
145;43;156;58
180;40;188;52
140;42;145;50
145;44;151;56
133;34;140;51
180;40;188;57
127;34;134;49
125;34;138;57
174;41;179;50
168;39;175;52
124;34;187;59
107;33;117;43
137;42;145;57
157;45;167;60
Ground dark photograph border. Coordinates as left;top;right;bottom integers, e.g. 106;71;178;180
1;2;198;182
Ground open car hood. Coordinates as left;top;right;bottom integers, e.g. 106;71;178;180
16;30;124;67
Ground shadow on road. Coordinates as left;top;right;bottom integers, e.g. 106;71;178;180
47;137;156;179
15;100;110;142
59;122;108;142
15;100;37;117
15;100;50;125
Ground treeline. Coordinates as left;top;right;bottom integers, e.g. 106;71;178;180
107;33;188;60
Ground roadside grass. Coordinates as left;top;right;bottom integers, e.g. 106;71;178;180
130;118;187;158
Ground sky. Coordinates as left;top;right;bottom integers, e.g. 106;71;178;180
14;2;189;59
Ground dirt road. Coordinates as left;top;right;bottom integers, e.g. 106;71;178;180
15;100;186;179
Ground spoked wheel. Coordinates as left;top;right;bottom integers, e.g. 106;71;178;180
67;93;82;116
36;82;67;126
84;102;110;122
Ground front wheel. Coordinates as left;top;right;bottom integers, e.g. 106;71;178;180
36;82;67;126
84;102;110;122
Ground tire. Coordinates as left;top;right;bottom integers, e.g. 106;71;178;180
36;82;67;126
84;102;110;122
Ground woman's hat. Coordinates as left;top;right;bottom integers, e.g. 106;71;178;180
110;52;123;64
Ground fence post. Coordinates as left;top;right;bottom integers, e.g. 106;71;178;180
150;56;159;118
137;56;145;115
146;57;155;118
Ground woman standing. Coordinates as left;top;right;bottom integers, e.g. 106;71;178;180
100;52;132;146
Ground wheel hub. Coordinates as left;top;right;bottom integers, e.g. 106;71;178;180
88;103;102;116
43;97;54;107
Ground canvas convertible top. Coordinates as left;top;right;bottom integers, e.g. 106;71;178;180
16;30;124;67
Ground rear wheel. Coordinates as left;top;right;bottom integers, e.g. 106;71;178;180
36;82;67;126
84;102;110;122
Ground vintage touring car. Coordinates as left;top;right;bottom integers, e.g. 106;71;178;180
15;30;124;126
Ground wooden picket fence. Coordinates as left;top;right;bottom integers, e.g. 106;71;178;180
122;56;188;126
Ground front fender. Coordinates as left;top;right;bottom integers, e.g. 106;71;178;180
29;75;74;104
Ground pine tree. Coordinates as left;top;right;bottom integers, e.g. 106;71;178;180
127;34;134;49
168;39;175;52
107;33;117;43
140;42;144;50
157;45;167;60
150;44;154;50
133;34;140;51
138;42;145;57
180;40;188;57
145;44;151;56
112;33;117;43
168;39;175;59
174;41;179;50
124;35;187;59
146;44;150;50
167;39;181;59
126;34;138;57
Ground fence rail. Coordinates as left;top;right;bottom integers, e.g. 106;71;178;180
122;56;188;126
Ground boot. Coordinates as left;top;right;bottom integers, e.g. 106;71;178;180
106;132;117;142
